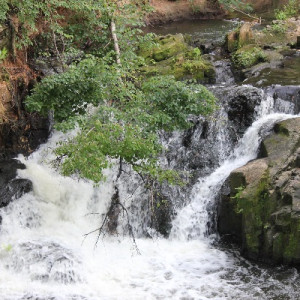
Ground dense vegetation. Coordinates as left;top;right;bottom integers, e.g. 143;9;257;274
0;0;218;185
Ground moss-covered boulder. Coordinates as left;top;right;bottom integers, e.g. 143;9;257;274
232;44;267;69
140;34;188;62
139;34;215;83
218;117;300;265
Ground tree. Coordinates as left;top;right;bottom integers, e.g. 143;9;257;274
9;0;217;243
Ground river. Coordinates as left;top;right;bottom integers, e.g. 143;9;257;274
0;20;299;300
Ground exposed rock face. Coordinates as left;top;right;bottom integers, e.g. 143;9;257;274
218;117;300;265
152;85;264;236
0;62;50;158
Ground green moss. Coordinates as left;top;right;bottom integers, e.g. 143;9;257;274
232;45;267;69
139;34;188;62
234;170;272;256
283;216;300;262
139;35;215;83
274;123;289;136
273;232;285;261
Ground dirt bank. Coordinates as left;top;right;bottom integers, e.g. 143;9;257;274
146;0;289;25
146;0;223;25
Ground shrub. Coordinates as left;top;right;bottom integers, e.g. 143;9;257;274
232;46;266;69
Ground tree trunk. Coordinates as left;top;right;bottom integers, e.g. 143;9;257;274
110;20;121;65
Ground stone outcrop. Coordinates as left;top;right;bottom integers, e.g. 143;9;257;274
0;72;50;158
267;85;300;114
218;117;300;265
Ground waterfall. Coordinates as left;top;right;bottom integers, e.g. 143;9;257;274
0;87;299;299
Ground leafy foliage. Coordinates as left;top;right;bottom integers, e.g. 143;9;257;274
24;0;216;184
218;0;253;12
274;0;300;20
0;0;105;49
27;56;216;183
232;46;266;69
0;47;7;61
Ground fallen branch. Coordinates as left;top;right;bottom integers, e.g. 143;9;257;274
83;186;140;254
230;5;261;23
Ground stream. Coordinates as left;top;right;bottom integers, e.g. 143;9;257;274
0;20;300;300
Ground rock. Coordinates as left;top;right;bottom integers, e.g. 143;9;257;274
0;178;32;207
0;64;50;158
140;34;188;62
218;117;300;265
297;36;300;49
268;85;300;114
225;23;255;53
226;85;262;133
232;45;267;69
226;30;239;53
0;159;32;208
140;34;216;83
239;23;255;48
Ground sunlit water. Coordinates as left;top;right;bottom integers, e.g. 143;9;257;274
0;89;299;299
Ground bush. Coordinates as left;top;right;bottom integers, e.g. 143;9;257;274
274;0;299;20
232;46;266;69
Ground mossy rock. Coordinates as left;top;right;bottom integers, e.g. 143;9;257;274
219;118;300;265
139;34;188;62
140;35;215;83
232;45;267;69
225;23;255;53
226;29;239;53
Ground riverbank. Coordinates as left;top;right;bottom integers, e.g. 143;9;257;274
146;0;288;25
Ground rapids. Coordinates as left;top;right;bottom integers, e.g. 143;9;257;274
0;85;299;299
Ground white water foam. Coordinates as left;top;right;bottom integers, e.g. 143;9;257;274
0;89;298;299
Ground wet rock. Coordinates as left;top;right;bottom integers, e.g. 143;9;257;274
0;113;50;158
218;117;300;265
152;85;266;236
267;85;300;114
226;86;262;132
0;159;32;208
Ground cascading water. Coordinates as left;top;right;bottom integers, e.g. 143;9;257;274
0;86;299;300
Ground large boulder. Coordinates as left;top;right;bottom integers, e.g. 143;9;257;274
218;117;300;265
